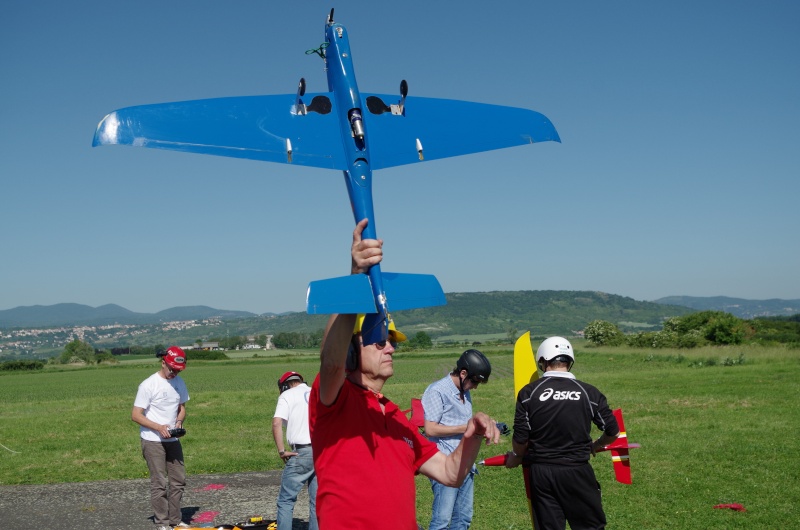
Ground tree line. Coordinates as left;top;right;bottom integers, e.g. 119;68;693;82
584;311;800;348
269;330;433;350
7;310;795;373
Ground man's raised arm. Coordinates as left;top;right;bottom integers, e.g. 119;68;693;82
317;219;382;406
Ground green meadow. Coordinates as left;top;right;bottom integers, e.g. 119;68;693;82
1;344;798;529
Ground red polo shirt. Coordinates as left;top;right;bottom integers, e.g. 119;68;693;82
310;375;439;529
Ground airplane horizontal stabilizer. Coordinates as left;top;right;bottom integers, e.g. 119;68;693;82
380;272;446;311
93;94;347;170
306;272;445;315
306;274;376;315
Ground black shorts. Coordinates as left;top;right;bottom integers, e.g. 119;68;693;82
527;463;606;530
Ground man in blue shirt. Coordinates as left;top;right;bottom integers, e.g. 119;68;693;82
421;349;492;530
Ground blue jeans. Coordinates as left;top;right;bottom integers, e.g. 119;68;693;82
428;469;475;530
276;446;318;530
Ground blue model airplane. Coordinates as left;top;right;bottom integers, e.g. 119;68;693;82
93;9;560;345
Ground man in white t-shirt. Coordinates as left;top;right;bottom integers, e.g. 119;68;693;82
132;346;190;530
272;371;318;530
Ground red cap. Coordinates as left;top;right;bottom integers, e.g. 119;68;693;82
279;371;302;385
164;346;186;372
278;371;303;392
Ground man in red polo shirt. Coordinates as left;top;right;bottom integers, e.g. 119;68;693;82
309;219;500;530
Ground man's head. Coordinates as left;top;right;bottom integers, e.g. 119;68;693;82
278;371;304;393
452;349;491;393
346;314;407;378
158;346;186;378
536;337;574;372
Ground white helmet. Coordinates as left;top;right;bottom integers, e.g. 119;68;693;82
536;337;575;363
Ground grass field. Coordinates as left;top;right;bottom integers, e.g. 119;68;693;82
1;343;798;528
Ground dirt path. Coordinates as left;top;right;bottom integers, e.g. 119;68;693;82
0;471;314;530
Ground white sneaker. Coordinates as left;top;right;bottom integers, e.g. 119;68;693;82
173;524;191;528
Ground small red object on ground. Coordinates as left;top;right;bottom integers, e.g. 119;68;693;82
713;503;746;512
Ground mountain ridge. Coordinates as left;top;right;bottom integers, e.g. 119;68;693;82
654;295;800;319
3;292;797;330
0;303;259;328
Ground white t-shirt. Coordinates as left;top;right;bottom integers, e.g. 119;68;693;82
134;372;190;442
273;383;311;446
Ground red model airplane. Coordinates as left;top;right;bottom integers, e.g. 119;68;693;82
479;408;640;485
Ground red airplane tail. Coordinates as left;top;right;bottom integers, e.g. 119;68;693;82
408;398;425;429
605;408;636;484
402;398;425;430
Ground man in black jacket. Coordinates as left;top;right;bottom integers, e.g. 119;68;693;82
505;337;619;530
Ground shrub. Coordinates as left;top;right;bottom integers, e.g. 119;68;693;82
703;313;748;345
676;329;706;349
59;340;96;364
626;331;659;348
721;353;746;366
0;360;45;371
650;330;678;348
584;320;624;346
186;350;229;361
95;352;118;364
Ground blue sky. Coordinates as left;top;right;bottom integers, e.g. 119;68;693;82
2;1;798;314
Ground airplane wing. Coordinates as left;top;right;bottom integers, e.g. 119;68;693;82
93;93;559;172
361;94;560;170
92;94;348;170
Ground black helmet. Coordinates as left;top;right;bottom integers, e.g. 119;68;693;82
455;349;491;384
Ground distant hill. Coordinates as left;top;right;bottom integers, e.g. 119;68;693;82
153;306;257;322
0;303;256;328
3;292;797;335
654;296;800;319
16;291;800;360
394;290;693;337
224;290;695;337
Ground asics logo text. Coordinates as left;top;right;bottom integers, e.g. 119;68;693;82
539;388;581;401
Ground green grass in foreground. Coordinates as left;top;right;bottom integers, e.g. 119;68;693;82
1;345;798;529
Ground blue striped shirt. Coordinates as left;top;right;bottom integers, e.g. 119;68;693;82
421;374;473;455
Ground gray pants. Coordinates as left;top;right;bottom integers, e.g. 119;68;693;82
141;439;186;526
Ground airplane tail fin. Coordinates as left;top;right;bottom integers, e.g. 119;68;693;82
607;408;635;484
514;331;538;396
407;398;425;429
306;272;445;314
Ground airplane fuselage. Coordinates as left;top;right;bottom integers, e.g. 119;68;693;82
324;19;389;342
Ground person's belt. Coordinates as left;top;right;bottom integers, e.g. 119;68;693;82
292;443;311;450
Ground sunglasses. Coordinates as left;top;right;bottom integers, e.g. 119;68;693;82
469;376;483;385
362;340;398;350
